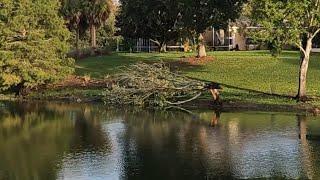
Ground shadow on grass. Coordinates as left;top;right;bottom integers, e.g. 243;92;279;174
75;52;296;101
75;52;206;78
219;82;295;99
188;74;295;100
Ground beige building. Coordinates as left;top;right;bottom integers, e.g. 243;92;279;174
203;26;263;51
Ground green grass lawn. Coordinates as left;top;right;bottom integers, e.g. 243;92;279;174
75;50;320;107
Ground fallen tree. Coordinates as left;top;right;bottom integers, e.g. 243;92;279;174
103;63;220;108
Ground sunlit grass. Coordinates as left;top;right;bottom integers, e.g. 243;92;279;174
74;50;320;106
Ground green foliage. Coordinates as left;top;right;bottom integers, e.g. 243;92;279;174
61;0;87;32
268;38;283;57
61;0;114;49
0;0;74;91
97;12;117;47
61;0;114;31
117;0;247;46
250;0;320;51
117;0;181;47
249;0;320;99
83;0;113;27
178;0;247;34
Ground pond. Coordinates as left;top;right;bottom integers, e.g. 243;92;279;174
0;101;320;180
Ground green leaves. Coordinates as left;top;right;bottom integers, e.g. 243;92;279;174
0;0;74;92
117;0;247;46
117;0;181;44
61;0;114;48
179;0;246;33
250;0;320;50
62;0;113;30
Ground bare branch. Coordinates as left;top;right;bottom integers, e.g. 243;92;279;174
165;93;202;105
295;42;306;56
311;28;320;39
149;39;160;46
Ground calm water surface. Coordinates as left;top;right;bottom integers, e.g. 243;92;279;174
0;101;320;180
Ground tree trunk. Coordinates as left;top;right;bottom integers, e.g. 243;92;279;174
160;43;167;53
198;44;207;58
197;33;207;58
90;24;97;49
297;39;312;102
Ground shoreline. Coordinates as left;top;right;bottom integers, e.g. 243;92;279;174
2;93;318;115
188;99;318;114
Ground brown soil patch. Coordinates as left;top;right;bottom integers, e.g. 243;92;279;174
47;75;112;89
180;56;215;65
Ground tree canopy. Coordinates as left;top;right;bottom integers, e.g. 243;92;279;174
83;0;114;48
250;0;320;101
179;0;245;34
0;0;74;93
117;0;181;51
178;0;246;57
61;0;114;49
117;0;247;53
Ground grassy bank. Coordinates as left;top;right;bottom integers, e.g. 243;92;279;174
28;50;320;111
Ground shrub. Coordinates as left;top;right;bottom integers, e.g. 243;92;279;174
0;0;74;94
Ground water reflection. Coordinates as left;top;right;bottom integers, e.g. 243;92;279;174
210;111;220;127
0;101;320;179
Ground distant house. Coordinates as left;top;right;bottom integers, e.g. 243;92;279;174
120;17;291;52
203;24;320;52
120;27;260;52
119;25;267;52
203;26;264;51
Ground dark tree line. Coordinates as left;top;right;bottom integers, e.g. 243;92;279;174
117;0;247;56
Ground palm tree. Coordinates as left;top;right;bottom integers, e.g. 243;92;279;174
61;0;88;55
83;0;113;49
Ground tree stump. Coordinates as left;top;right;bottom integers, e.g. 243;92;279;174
206;82;222;102
197;34;207;58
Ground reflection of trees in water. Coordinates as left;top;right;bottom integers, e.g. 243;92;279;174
69;106;112;153
119;110;234;179
297;115;315;179
118;110;320;179
120;110;189;179
222;113;317;179
0;102;74;180
1;102;320;179
0;101;112;180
